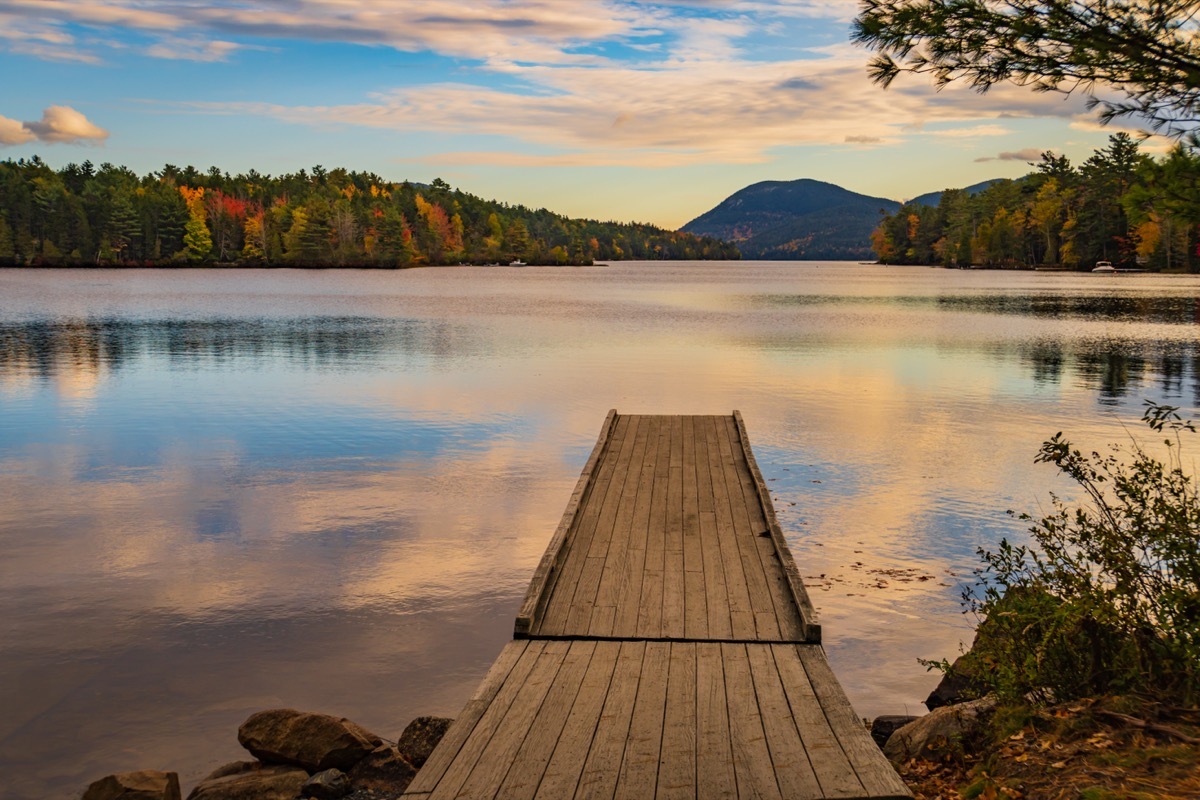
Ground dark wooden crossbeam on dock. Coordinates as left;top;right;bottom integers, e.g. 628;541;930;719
403;412;911;800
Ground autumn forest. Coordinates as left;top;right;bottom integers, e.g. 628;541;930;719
0;158;739;267
872;134;1200;271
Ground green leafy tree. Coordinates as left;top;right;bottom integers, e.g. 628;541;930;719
959;402;1200;703
0;158;736;267
852;0;1200;139
503;219;531;262
0;216;14;264
183;215;212;262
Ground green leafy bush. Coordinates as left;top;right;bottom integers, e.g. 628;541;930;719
964;402;1200;704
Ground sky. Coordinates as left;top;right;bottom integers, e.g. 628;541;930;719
0;0;1156;229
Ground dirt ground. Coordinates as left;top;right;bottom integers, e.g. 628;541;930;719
894;697;1200;800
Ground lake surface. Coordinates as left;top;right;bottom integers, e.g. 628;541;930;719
2;263;1199;798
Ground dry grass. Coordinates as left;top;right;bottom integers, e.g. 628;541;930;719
895;697;1200;800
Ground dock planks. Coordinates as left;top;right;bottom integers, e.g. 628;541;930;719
405;413;910;800
520;414;817;643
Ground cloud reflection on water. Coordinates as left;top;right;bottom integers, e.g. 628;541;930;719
2;264;1200;798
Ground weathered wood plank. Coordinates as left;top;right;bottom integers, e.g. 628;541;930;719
797;647;912;798
661;416;685;637
612;641;670;800
574;640;646;799
612;416;659;637
733;411;822;643
407;641;531;795
493;640;596;800
722;642;784;800
655;643;697;800
591;415;655;636
725;414;807;642
772;647;865;798
746;645;825;798
713;416;785;641
420;641;544;800
706;415;757;640
695;644;736;800
516;410;617;636
535;414;632;636
562;415;644;635
531;642;621;800
680;418;705;639
452;641;572;800
636;418;672;639
696;416;734;640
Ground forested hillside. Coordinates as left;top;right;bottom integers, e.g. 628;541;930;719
0;159;738;267
682;179;899;260
872;134;1200;271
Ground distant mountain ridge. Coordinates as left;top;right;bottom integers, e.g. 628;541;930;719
907;179;1006;209
681;177;1002;261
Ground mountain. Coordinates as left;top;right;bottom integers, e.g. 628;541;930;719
907;179;1007;209
680;179;901;261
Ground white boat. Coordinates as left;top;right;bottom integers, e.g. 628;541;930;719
509;260;527;267
1092;261;1115;273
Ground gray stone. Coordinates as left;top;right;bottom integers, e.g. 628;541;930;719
395;716;453;769
347;747;416;794
870;715;921;748
186;762;308;800
237;709;382;772
82;770;182;800
924;653;988;710
301;769;350;799
883;695;998;762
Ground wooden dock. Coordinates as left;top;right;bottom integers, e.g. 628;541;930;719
403;413;911;800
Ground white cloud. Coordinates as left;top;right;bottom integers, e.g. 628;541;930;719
0;115;36;145
0;106;109;146
0;11;102;62
184;50;1089;166
145;36;243;62
0;0;645;65
0;0;1108;165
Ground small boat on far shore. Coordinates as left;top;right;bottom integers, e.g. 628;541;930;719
509;260;527;267
1092;261;1115;273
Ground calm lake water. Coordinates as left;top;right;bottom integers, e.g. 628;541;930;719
2;263;1199;798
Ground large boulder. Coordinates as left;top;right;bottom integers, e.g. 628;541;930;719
186;762;308;800
237;709;382;772
83;770;181;800
883;695;998;762
924;653;989;710
396;716;454;769
347;746;416;794
197;763;258;782
870;715;921;748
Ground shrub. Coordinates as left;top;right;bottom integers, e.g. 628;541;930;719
964;401;1200;704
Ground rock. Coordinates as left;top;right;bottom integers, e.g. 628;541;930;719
870;715;921;748
186;762;308;800
924;653;988;710
237;709;383;772
83;770;182;800
395;716;453;769
301;769;350;799
883;695;998;762
199;763;260;782
347;746;416;794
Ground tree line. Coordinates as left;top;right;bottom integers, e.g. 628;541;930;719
872;134;1200;271
0;158;739;267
